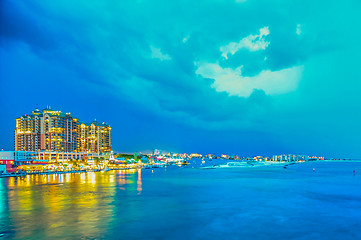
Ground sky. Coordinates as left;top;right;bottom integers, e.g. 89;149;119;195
1;0;360;158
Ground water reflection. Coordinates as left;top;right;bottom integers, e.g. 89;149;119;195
0;181;4;218
2;170;142;239
4;162;360;240
137;169;142;194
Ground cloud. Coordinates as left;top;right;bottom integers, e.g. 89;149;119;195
2;0;361;157
196;63;303;97
182;35;190;43
296;24;302;35
150;46;171;61
220;27;270;59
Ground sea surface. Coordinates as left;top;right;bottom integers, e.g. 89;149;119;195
1;160;361;240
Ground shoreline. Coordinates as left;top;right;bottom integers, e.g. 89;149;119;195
0;166;145;178
1;160;359;178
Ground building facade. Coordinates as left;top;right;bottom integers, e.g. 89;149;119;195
0;151;36;165
15;107;78;152
15;110;42;152
36;151;90;163
77;121;112;154
272;154;309;162
41;107;79;152
15;107;111;154
0;151;36;173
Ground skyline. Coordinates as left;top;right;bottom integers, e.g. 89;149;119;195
1;1;361;158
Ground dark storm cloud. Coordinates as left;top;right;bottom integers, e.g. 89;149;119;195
1;0;360;157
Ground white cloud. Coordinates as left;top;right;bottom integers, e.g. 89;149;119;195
220;26;270;59
150;46;171;61
182;35;190;43
196;63;303;97
296;24;302;35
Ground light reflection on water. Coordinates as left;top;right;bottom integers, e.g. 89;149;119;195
137;169;142;194
2;169;142;239
1;162;361;240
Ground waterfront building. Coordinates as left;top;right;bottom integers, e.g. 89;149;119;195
37;151;89;163
14;109;42;152
205;154;215;159
153;149;162;156
0;151;36;173
15;107;78;152
272;154;309;162
15;107;111;154
308;156;325;161
178;153;189;159
0;151;36;165
77;121;112;154
190;153;202;158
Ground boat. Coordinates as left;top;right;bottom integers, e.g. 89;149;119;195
177;160;189;166
181;160;189;166
215;162;251;168
200;165;217;169
165;157;184;163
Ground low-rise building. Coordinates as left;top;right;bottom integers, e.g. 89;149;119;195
272;154;309;162
0;151;36;173
0;151;36;165
37;151;90;163
205;154;215;159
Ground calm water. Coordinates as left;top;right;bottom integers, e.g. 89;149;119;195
1;161;361;240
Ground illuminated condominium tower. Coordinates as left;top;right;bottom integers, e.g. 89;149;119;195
15;107;111;154
77;121;112;154
15;107;78;152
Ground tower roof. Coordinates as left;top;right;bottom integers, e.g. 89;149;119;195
82;120;109;127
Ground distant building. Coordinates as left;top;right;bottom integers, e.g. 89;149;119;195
308;156;325;161
153;149;162;156
221;154;230;159
205;154;215;159
190;153;202;158
272;154;309;162
253;156;264;161
15;107;111;154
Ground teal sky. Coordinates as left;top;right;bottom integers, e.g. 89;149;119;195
1;0;361;158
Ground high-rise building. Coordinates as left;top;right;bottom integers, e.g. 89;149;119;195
15;107;111;154
41;107;79;152
15;109;42;151
77;121;112;154
15;107;78;152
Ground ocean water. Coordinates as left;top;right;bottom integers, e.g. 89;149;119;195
1;160;360;240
